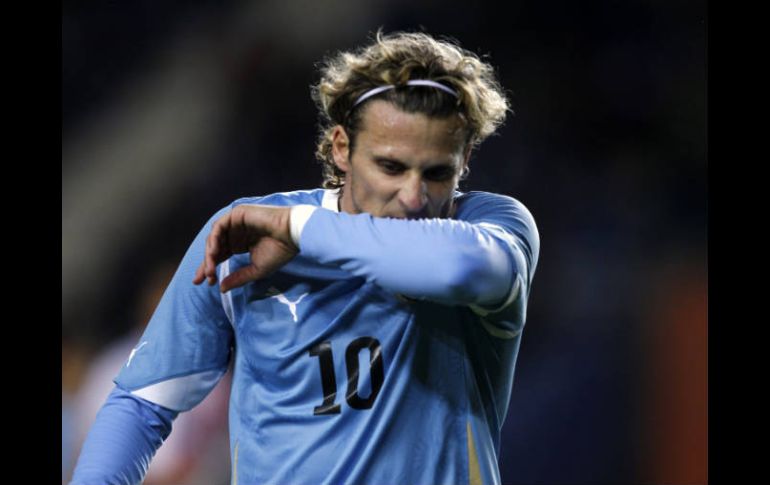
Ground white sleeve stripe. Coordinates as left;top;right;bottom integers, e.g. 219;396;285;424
131;369;224;411
322;188;341;212
219;260;235;327
290;205;318;248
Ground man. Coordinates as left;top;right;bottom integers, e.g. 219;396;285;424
71;30;540;485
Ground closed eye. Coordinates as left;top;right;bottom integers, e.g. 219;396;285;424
375;159;407;175
373;157;456;181
424;167;456;181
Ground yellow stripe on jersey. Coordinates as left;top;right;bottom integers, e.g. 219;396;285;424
231;440;239;485
467;421;482;485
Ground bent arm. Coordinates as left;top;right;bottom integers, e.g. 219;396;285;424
292;206;522;306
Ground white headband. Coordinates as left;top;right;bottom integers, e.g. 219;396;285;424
351;79;459;110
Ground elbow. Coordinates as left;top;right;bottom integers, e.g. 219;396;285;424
443;243;512;304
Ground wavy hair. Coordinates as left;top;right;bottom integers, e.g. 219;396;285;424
311;29;510;188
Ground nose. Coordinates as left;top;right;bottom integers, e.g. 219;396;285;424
398;174;428;216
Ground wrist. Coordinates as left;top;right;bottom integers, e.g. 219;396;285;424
289;205;318;249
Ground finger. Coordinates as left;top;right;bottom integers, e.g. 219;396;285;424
221;250;295;293
193;261;206;285
206;221;224;276
220;266;261;293
206;214;235;278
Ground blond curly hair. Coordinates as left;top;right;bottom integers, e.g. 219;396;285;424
311;29;510;189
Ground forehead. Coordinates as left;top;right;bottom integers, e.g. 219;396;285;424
355;101;467;158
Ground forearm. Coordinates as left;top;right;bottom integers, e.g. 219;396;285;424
70;386;178;485
292;206;516;305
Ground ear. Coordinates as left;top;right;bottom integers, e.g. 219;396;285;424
459;145;472;179
331;126;351;172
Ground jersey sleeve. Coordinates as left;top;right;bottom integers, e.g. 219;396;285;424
452;191;540;336
69;385;178;485
114;206;235;412
295;191;539;328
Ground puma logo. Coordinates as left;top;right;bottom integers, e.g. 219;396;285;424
268;287;309;322
127;341;148;367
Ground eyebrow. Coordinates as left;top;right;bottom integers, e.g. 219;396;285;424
372;156;456;172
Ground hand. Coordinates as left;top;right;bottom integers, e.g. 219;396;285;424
193;205;298;292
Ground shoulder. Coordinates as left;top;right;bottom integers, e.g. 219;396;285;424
230;188;327;209
454;191;537;230
454;190;540;265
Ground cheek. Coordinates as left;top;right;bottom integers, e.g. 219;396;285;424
429;184;459;213
427;182;457;202
349;168;389;208
357;167;394;195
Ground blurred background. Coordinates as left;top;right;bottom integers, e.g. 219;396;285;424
62;1;706;484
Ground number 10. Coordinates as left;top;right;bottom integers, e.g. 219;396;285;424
308;337;384;415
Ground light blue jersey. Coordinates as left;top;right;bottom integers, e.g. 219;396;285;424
114;187;539;485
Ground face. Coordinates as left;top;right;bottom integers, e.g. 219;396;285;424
332;100;470;219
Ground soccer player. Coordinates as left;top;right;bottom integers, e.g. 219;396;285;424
70;30;540;485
